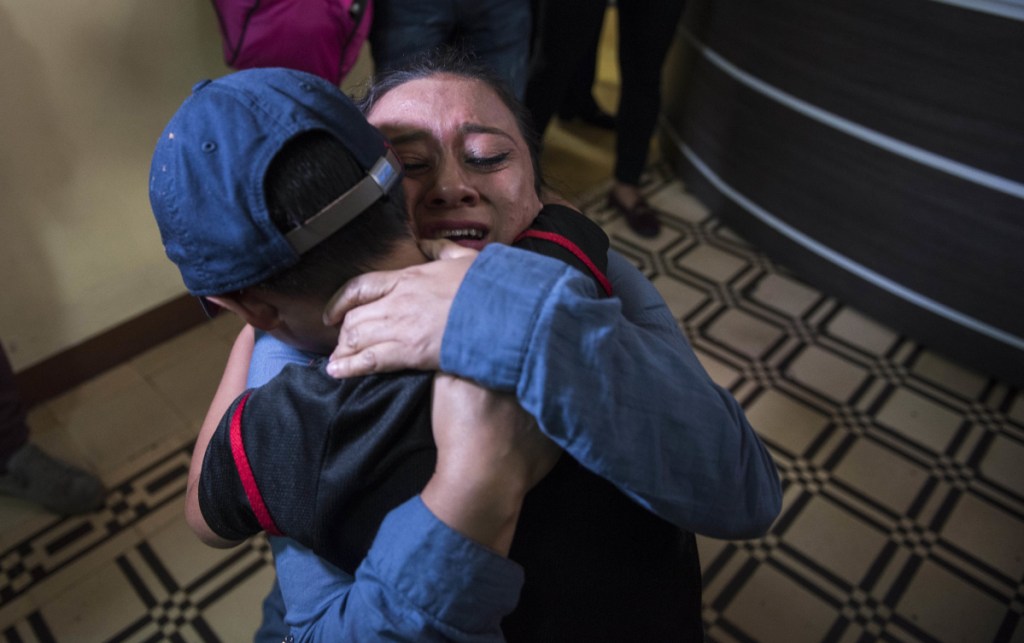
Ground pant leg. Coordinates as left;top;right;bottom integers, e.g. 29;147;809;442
368;0;457;72
457;0;532;98
559;23;603;116
0;344;30;468
523;0;607;135
613;0;687;185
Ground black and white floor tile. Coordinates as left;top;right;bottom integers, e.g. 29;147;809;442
1;171;1020;642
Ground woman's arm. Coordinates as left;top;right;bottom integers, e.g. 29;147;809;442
424;374;560;557
470;247;780;539
325;244;781;539
283;376;557;641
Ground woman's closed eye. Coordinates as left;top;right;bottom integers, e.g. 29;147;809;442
465;152;510;170
400;158;431;175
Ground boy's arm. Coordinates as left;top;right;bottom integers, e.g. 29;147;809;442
185;324;254;547
187;325;309;547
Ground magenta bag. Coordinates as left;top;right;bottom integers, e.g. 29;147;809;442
212;0;372;85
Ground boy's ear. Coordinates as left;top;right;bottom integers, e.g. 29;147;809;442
206;292;281;331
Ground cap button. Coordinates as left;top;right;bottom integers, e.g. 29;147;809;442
192;79;212;94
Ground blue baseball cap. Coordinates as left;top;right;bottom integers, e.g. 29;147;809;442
149;67;401;299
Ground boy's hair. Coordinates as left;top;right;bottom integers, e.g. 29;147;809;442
149;67;403;301
258;131;411;301
356;46;544;196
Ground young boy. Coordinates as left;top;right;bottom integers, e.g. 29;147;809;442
150;67;700;640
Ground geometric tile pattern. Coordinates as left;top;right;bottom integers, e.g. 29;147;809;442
0;446;191;609
1;170;1021;641
586;169;1024;643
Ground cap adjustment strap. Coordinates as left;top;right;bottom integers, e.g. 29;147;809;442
285;149;403;254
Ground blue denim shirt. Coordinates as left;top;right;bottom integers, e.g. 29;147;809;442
271;500;521;642
253;246;781;640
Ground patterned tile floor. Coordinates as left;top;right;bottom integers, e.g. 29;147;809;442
1;170;1021;642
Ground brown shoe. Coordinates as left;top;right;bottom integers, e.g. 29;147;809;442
608;190;661;238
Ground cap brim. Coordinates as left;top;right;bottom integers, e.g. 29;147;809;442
197;296;222;319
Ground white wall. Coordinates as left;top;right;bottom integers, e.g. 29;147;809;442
0;3;376;373
0;2;236;371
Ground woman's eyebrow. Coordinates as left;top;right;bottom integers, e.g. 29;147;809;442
384;130;430;146
461;124;514;140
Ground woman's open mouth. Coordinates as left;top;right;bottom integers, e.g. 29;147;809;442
422;222;490;250
436;228;485;242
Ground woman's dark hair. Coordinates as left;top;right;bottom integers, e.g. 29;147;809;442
356;46;544;196
258;131;411;300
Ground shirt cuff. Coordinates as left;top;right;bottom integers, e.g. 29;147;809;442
365;496;525;634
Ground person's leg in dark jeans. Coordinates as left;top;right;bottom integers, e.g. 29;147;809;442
368;0;455;73
0;346;30;466
523;0;607;137
607;0;687;237
556;18;616;130
370;0;531;99
0;344;104;515
459;0;533;99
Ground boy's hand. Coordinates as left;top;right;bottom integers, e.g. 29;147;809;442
422;374;561;555
323;241;479;378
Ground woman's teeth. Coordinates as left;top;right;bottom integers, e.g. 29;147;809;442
438;228;485;241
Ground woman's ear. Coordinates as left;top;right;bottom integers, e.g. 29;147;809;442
206;293;281;331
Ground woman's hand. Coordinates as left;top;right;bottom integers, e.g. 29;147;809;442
324;240;478;378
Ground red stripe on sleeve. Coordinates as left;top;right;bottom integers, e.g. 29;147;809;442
229;392;283;537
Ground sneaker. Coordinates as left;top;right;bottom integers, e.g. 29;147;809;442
0;444;105;516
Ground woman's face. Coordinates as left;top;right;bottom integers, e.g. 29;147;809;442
366;74;543;249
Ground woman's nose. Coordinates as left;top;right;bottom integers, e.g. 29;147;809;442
426;162;479;208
